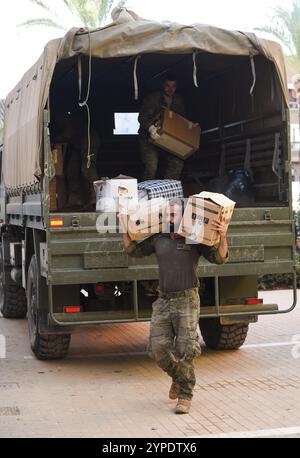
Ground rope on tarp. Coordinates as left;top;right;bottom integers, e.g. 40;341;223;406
250;55;256;96
193;50;199;88
133;55;141;100
78;29;93;169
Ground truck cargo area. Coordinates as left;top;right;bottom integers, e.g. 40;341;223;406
49;52;289;212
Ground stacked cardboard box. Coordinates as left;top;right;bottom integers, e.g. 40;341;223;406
49;143;66;212
49;177;67;212
51;144;65;176
94;175;138;213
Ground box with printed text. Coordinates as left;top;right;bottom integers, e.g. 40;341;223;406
178;192;235;246
119;197;168;241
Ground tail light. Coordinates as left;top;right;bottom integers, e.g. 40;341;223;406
64;306;82;313
246;298;263;305
95;284;106;294
50;218;64;228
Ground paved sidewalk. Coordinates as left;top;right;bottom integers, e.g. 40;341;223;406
0;289;300;438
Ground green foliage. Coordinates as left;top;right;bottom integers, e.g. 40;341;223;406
294;206;300;235
258;251;300;290
255;0;300;67
20;0;123;30
19;18;66;30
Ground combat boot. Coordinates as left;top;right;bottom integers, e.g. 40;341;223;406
169;381;180;400
175;398;191;414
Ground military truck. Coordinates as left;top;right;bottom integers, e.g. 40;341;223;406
0;9;297;359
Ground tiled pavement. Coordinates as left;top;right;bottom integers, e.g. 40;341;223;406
0;289;300;438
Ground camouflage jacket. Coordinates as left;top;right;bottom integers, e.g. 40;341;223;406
138;91;186;136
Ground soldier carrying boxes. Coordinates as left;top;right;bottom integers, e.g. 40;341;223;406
138;73;200;181
123;197;230;414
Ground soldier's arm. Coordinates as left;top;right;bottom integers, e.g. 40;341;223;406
123;234;155;257
199;243;228;265
138;93;161;131
199;216;229;264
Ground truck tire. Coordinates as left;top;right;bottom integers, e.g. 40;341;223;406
0;242;27;319
27;255;71;360
200;318;249;350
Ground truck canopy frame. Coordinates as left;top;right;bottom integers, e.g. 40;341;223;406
2;8;288;191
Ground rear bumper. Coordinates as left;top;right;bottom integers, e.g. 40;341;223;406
46;303;279;327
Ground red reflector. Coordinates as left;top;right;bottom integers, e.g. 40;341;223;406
50;218;64;227
246;298;263;305
64;306;82;313
95;284;105;294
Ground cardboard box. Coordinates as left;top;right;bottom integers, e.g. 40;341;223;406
49;177;67;212
51;144;65;176
49;178;57;211
151;110;201;160
94;175;138;213
178;192;235;246
120;197;167;241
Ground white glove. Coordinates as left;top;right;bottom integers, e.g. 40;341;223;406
148;124;160;141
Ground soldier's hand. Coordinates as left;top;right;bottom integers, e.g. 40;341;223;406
212;216;228;240
122;233;132;248
149;124;160;140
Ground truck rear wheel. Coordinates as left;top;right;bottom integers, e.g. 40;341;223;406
27;255;70;360
0;241;27;319
200;318;249;350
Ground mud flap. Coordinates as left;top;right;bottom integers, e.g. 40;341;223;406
220;315;258;325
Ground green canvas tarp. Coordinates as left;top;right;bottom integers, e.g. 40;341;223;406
3;7;288;189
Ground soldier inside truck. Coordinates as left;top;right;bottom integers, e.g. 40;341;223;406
49;51;288;212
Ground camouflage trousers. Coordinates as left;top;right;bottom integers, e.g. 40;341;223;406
149;287;201;400
139;136;184;181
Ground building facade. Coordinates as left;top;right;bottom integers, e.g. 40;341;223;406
289;81;300;185
0;99;5;145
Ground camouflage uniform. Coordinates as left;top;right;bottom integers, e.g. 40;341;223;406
138;91;186;180
51;110;100;207
150;287;201;400
126;234;228;400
